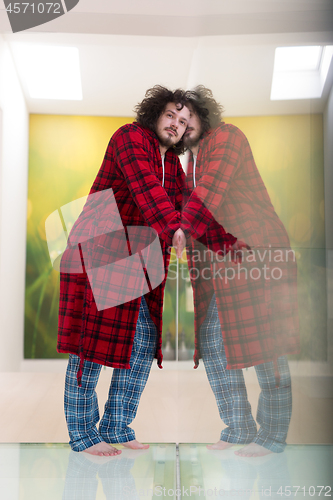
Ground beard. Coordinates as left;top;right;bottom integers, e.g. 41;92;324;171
157;130;179;149
183;130;201;150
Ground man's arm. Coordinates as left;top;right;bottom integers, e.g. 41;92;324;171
181;126;244;241
173;152;218;242
110;126;184;246
173;149;239;256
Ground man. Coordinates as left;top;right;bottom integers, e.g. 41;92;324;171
57;86;192;457
181;86;300;457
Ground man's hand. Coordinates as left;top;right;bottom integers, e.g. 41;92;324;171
172;228;186;259
229;240;252;264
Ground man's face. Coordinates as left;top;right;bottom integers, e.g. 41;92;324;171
183;109;202;150
156;102;190;149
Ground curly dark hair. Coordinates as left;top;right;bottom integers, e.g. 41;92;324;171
185;85;224;138
134;85;188;155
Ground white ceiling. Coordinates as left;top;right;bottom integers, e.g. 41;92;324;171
1;0;333;117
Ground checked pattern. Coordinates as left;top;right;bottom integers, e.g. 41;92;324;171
200;295;292;453
64;297;157;451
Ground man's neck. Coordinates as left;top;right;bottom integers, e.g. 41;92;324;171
190;144;199;156
159;145;167;156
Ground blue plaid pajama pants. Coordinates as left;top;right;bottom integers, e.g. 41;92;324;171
200;296;292;453
64;296;157;452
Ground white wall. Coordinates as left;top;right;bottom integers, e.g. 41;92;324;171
0;36;29;371
323;82;333;366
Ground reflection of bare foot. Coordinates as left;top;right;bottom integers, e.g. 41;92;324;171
83;442;122;457
122;440;149;450
121;448;149;460
234;443;273;457
207;441;235;450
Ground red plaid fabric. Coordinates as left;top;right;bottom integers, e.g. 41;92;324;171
58;123;187;376
182;123;300;369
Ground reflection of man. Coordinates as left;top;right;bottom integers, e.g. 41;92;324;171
58;86;190;456
63;450;143;500
182;86;299;457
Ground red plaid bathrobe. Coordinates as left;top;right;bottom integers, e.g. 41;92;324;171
182;123;300;374
57;123;188;383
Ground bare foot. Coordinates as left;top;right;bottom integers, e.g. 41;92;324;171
83;442;122;457
234;443;273;457
207;441;235;450
122;440;149;450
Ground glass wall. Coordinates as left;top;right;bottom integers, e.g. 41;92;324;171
21;33;333;448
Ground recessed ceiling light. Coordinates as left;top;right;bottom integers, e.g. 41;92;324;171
270;45;333;101
274;46;322;72
12;44;82;100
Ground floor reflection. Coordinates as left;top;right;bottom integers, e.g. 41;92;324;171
63;449;145;500
0;443;176;500
179;444;333;499
0;444;332;499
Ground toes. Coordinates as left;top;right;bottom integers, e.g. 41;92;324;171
108;449;120;456
123;441;149;450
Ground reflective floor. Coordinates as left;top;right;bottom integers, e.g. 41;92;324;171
0;444;332;500
179;444;333;499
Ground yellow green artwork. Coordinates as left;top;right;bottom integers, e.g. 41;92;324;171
25;113;326;360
